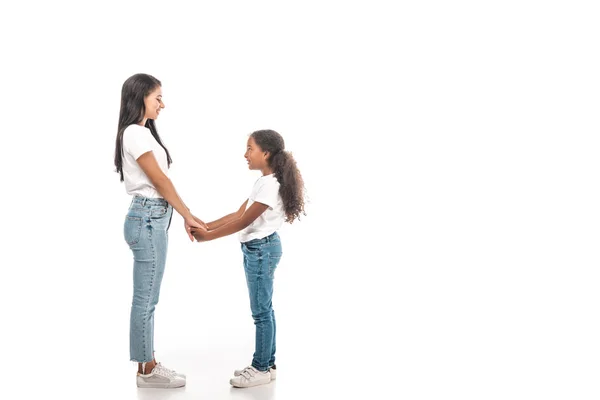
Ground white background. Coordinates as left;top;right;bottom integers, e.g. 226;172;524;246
1;1;599;399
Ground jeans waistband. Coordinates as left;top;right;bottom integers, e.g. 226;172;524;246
243;232;280;245
132;196;169;207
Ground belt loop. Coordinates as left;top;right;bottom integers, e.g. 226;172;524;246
141;197;147;207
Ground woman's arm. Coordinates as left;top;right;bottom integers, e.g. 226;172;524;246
205;200;248;231
137;151;204;236
191;201;269;242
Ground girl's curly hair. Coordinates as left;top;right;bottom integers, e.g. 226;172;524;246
251;129;306;223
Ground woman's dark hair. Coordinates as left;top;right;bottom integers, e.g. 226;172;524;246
114;73;172;181
251;129;306;223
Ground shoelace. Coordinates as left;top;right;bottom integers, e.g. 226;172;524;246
158;363;179;375
153;363;176;378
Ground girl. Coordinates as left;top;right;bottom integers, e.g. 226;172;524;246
114;73;207;388
191;129;305;388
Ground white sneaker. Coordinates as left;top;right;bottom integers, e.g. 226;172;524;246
230;366;271;388
234;365;276;380
156;362;186;379
137;363;186;388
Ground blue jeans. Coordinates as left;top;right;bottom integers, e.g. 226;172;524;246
124;196;173;363
241;232;283;371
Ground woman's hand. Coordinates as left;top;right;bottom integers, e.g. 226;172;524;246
193;215;208;230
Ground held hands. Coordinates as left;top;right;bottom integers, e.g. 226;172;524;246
184;215;207;242
193;215;209;230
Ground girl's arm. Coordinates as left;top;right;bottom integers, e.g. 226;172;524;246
191;201;269;242
202;200;248;231
137;151;204;239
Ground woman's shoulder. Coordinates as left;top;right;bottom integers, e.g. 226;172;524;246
123;124;152;143
122;124;154;154
124;123;150;135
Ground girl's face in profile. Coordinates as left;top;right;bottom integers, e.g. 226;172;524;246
143;86;165;120
245;136;268;171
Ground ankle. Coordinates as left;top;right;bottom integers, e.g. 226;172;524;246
138;360;157;374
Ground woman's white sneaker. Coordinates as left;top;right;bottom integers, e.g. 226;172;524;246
136;363;186;388
230;366;271;388
155;363;186;379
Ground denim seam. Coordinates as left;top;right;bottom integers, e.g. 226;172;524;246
259;249;268;370
140;218;156;362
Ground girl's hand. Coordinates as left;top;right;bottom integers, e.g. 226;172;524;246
190;227;209;242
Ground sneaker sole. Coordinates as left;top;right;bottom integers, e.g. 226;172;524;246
230;377;271;388
137;382;186;389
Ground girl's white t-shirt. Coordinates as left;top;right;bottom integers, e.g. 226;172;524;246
239;174;285;243
122;124;168;198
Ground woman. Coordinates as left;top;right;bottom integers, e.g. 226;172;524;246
114;73;207;388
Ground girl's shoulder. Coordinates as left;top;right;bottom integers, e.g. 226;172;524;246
255;174;280;188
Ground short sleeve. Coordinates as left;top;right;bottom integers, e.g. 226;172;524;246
252;179;280;209
124;125;154;160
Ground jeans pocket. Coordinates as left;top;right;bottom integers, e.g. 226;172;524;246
150;206;168;219
124;216;143;245
244;240;263;252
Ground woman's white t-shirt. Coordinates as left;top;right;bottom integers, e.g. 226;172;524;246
122;124;168;198
239;174;285;243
